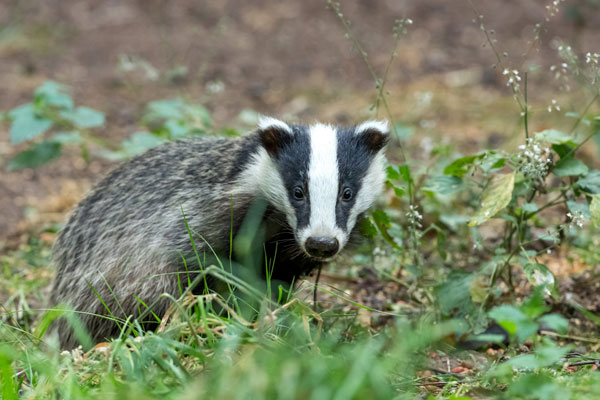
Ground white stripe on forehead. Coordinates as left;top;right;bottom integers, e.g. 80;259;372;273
305;123;344;239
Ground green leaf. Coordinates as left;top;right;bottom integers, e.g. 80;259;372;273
480;153;505;172
539;314;568;335
535;129;578;145
386;166;400;180
437;230;447;260
391;185;405;197
372;209;391;229
439;214;470;231
567;200;590;220
443;155;482;178
553;157;589;177
60;106;105;128
522;203;538;212
121;132;167;157
0;347;18;400
34;81;73;109
551;143;574;158
52;131;83;144
147;99;185;120
577;170;600;194
505;354;539;369
8;103;53;144
489;305;538;343
523;263;557;298
164;119;188;138
436;271;474;317
371;209;401;250
358;217;378;238
7;141;62;170
521;286;551;318
590;194;600;228
397;164;412;183
423;175;465;195
469;172;515;226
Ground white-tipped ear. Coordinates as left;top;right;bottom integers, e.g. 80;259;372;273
257;116;294;157
354;120;390;153
355;120;389;135
258;116;293;135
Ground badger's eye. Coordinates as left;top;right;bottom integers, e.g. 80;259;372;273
342;187;353;201
293;186;304;200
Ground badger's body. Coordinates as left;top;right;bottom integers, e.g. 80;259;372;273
50;118;389;348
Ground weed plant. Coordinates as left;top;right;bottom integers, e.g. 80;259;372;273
1;1;600;398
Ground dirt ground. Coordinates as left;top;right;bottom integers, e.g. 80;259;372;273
1;0;600;247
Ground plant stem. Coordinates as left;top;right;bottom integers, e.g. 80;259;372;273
568;93;599;134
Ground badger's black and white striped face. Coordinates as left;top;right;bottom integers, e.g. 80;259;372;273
238;117;389;260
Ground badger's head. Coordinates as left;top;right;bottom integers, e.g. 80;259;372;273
241;117;389;260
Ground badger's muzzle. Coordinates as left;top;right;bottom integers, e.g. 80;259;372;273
305;236;339;259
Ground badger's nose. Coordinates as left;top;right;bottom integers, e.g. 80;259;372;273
305;237;339;258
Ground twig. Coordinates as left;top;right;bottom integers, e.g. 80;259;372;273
567;360;600;367
313;265;323;309
539;330;600;344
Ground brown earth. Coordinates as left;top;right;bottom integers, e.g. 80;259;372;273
1;0;600;246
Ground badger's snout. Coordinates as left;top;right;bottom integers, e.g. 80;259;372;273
305;236;339;259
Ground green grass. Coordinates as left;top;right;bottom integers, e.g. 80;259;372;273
2;2;600;398
1;233;600;399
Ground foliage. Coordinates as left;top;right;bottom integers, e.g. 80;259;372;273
2;1;600;399
2;82;215;169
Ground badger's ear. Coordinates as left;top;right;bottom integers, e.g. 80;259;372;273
257;117;294;157
354;120;390;153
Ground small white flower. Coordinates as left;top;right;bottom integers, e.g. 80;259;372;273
547;99;560;113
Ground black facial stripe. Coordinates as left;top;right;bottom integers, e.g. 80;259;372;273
335;127;375;231
274;125;312;230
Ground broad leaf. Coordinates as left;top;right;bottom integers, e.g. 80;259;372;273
121;132;167;157
386;166;400;180
60;106;105;128
7;141;62;170
8;103;53;144
52;131;83;144
489;305;537;343
567;200;590;220
539;314;568;335
521;203;538;212
34;81;74;109
469;172;515;226
553;157;589;177
423;175;465;195
578;170;600;194
146;99;185;120
443;155;483;178
437;271;474;316
535;129;578;145
523;263;558;299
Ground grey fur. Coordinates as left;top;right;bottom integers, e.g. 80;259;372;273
50;122;388;348
51;136;260;348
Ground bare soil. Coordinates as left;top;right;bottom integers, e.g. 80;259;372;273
1;0;600;245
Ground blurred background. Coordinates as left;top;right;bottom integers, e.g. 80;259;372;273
1;0;600;247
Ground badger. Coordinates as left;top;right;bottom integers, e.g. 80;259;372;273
50;117;389;348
